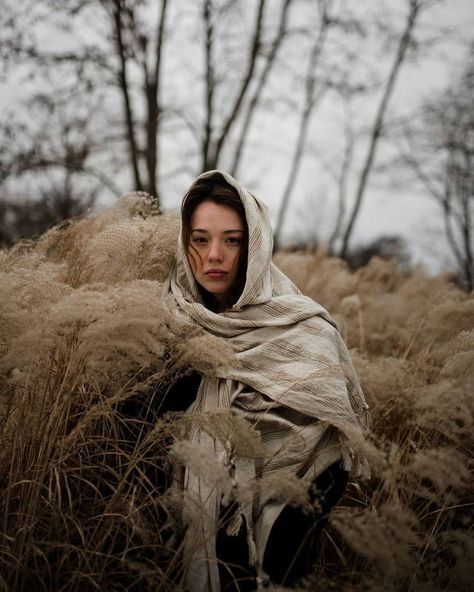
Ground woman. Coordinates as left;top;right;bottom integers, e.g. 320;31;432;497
168;170;369;591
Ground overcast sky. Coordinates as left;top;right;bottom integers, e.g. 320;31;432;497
1;0;473;273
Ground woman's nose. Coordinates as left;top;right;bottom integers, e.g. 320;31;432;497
208;240;224;262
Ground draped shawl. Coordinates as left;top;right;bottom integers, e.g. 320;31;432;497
169;170;369;591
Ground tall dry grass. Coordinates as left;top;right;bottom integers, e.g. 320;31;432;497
274;251;474;591
0;194;472;591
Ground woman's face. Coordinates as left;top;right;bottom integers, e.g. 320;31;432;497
187;200;245;306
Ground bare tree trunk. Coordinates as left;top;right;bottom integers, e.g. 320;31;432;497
460;200;473;290
339;0;422;259
212;0;266;168
273;1;330;248
144;0;168;203
328;99;354;253
442;184;464;273
112;0;143;191
202;0;266;171
441;146;474;287
230;0;292;177
202;0;215;171
454;150;473;289
398;115;473;289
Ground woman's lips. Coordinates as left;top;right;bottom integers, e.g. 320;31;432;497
205;270;228;280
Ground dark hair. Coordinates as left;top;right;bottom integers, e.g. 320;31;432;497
181;174;248;312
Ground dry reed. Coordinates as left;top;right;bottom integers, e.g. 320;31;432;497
0;194;472;591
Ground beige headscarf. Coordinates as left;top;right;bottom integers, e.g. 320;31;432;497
169;170;369;591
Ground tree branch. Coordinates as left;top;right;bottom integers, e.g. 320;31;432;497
274;0;331;247
339;0;423;258
144;0;169;201
211;0;266;168
112;0;143;190
202;0;215;170
230;0;293;176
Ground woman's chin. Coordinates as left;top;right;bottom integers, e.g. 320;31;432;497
202;284;228;298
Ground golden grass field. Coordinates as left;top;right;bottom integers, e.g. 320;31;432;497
1;193;472;591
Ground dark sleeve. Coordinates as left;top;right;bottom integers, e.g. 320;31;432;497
114;372;202;494
262;460;349;585
156;372;202;415
117;371;202;424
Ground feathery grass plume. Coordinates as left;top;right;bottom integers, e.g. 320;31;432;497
189;409;263;458
171;334;234;377
431;330;474;381
354;355;421;435
412;380;473;447
274;249;357;313
70;216;178;286
403;447;471;502
36;192;179;287
170;440;233;493
0;250;70;349
421;296;474;348
331;503;422;579
1;281;183;449
253;473;313;513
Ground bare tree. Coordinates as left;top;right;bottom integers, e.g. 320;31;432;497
0;93;102;243
1;0;460;256
0;176;96;246
201;0;266;171
230;0;295;177
1;0;170;204
327;89;356;254
272;0;334;247
398;46;473;289
272;0;374;248
2;0;290;205
108;0;169;198
338;0;428;259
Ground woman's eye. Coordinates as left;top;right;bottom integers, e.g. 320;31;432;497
192;237;207;244
226;237;241;245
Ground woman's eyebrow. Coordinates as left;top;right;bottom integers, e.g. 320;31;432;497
191;228;243;234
